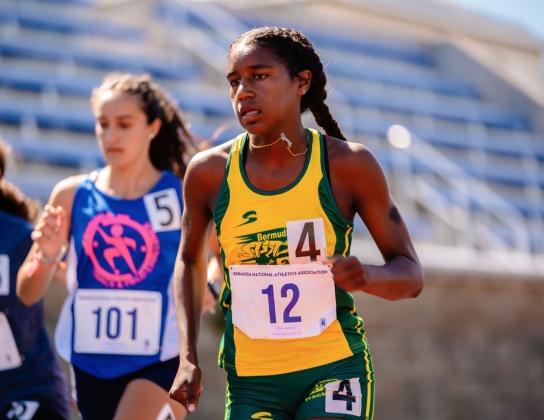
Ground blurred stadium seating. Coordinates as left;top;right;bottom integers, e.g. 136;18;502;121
3;0;542;277
3;1;542;419
174;0;544;278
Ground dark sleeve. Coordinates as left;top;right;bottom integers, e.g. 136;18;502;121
7;222;34;296
13;224;34;268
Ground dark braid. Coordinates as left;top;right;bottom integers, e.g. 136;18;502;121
0;138;38;222
91;73;196;179
229;27;346;141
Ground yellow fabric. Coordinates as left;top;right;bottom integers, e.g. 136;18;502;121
218;128;354;376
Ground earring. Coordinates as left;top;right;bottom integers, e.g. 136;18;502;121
148;133;154;139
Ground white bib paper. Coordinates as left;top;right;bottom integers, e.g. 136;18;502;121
74;289;162;355
229;263;336;339
156;403;175;420
0;312;22;371
0;255;9;296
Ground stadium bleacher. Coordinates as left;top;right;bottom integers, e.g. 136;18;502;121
1;3;541;420
1;0;542;258
0;3;142;41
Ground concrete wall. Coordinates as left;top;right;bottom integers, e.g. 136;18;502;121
358;273;544;420
44;272;544;420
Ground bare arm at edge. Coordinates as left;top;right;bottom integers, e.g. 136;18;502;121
326;137;424;301
169;144;229;412
16;175;84;306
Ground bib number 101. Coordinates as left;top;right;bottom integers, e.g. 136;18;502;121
74;289;161;355
92;307;137;340
262;283;301;324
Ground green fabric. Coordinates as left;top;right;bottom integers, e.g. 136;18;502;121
316;132;367;355
215;130;369;376
225;349;375;419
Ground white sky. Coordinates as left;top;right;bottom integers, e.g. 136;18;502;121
445;0;544;42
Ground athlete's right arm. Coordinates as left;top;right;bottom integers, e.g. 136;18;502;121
16;175;84;306
169;145;229;412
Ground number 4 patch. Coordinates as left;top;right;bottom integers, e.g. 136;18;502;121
286;218;327;264
325;378;362;416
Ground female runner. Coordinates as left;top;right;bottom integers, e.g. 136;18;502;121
0;138;70;420
169;27;424;419
17;72;206;420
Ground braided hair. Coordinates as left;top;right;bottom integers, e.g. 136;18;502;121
0;138;38;222
229;27;346;141
91;73;196;179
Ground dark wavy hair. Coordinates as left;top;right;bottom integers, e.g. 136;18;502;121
0;139;38;222
91;72;196;179
229;27;346;141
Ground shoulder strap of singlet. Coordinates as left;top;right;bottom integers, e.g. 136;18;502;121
213;136;244;223
321;132;332;185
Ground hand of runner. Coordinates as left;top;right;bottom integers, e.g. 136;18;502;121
325;255;369;292
169;362;203;412
31;205;68;259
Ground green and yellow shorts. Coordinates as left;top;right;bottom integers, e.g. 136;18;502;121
224;350;375;420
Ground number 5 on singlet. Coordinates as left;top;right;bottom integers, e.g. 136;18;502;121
143;188;181;232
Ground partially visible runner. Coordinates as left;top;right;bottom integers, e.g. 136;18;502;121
17;73;213;420
0;138;70;420
169;27;424;419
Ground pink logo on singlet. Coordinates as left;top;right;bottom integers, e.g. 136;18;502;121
82;212;160;288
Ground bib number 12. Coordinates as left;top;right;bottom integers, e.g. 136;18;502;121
262;283;302;324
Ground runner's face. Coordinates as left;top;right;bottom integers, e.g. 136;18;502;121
93;90;154;167
227;42;301;136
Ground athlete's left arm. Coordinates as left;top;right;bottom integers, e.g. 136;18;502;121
327;141;424;301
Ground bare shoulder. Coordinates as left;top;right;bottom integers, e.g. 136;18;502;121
50;173;88;210
189;141;232;170
184;141;233;209
187;141;232;183
324;136;391;216
325;135;385;180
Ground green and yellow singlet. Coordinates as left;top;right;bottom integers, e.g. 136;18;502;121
214;128;369;377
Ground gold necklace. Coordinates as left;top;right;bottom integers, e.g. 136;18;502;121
249;132;308;157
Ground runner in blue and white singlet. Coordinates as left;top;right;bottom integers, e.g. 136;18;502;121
17;73;205;420
55;170;182;378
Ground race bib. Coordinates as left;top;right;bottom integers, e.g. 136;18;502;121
0;255;9;296
229;263;336;339
143;189;181;232
74;289;162;355
286;218;327;264
0;312;22;371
